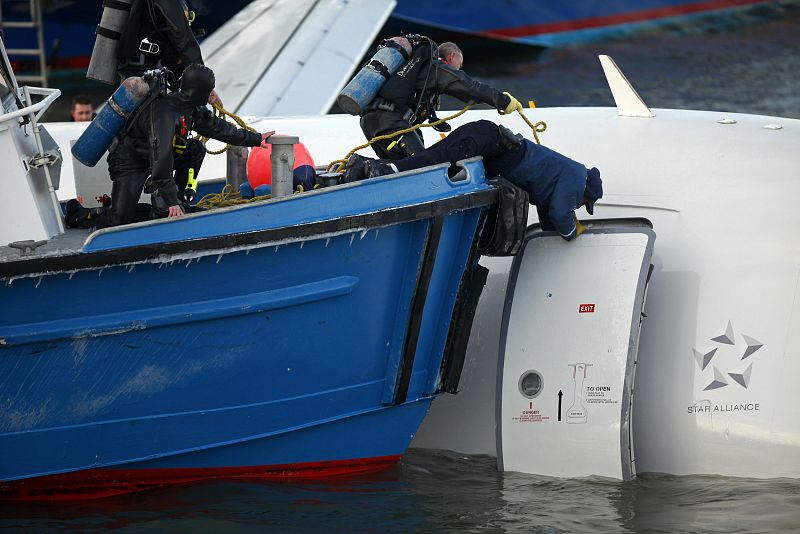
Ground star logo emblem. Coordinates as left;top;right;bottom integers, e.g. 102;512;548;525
692;321;763;391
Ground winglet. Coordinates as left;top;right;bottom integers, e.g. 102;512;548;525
599;55;654;118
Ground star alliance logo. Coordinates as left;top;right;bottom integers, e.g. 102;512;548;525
692;321;763;391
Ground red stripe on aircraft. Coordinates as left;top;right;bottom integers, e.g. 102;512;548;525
480;0;768;38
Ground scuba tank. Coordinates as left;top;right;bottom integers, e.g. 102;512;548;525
92;0;202;84
71;75;151;167
87;0;134;84
377;34;438;121
337;37;412;116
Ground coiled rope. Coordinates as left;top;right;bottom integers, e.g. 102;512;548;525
196;183;265;208
514;107;547;145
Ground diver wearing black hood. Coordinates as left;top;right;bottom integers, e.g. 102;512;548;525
67;64;273;229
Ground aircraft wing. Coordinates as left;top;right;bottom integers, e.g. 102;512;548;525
201;0;396;117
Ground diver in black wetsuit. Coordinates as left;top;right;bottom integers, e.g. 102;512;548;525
359;39;524;160
65;64;273;229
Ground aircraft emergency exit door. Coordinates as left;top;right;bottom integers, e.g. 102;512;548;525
497;220;654;480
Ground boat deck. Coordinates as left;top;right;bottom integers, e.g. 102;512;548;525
1;228;91;265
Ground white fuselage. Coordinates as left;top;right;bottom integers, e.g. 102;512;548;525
48;106;800;478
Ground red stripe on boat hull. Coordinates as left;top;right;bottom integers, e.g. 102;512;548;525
0;454;402;501
480;0;769;39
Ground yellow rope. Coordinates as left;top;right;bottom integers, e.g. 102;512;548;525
516;107;547;145
195;182;315;209
196;183;271;208
195;101;548;207
198;102;259;155
326;103;475;172
327;103;547;173
197;100;546;168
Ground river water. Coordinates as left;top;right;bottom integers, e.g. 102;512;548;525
446;6;800;119
3;449;800;533
3;9;800;534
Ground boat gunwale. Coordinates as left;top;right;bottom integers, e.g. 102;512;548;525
0;188;497;279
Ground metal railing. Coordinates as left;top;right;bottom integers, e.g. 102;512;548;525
1;13;64;237
0;85;59;125
3;84;64;233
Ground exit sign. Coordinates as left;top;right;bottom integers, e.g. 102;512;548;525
579;304;595;313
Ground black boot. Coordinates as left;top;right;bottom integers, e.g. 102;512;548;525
343;154;370;183
343;154;397;182
65;199;103;229
366;160;397;178
64;199;86;228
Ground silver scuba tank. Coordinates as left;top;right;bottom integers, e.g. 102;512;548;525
87;0;134;85
336;37;412;116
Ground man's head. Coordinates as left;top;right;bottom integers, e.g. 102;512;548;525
179;64;215;107
438;42;463;70
70;95;93;122
582;167;603;215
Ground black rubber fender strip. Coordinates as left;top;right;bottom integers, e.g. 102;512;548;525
393;216;444;405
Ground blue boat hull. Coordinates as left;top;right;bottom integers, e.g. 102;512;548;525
0;161;495;499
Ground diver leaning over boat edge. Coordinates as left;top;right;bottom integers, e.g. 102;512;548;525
344;120;602;241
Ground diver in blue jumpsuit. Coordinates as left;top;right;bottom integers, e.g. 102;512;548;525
344;120;603;240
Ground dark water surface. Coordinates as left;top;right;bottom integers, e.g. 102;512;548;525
5;11;800;534
44;8;800;121
2;449;800;533
442;9;800;119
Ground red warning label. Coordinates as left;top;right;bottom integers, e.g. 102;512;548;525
512;407;550;423
579;304;595;313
